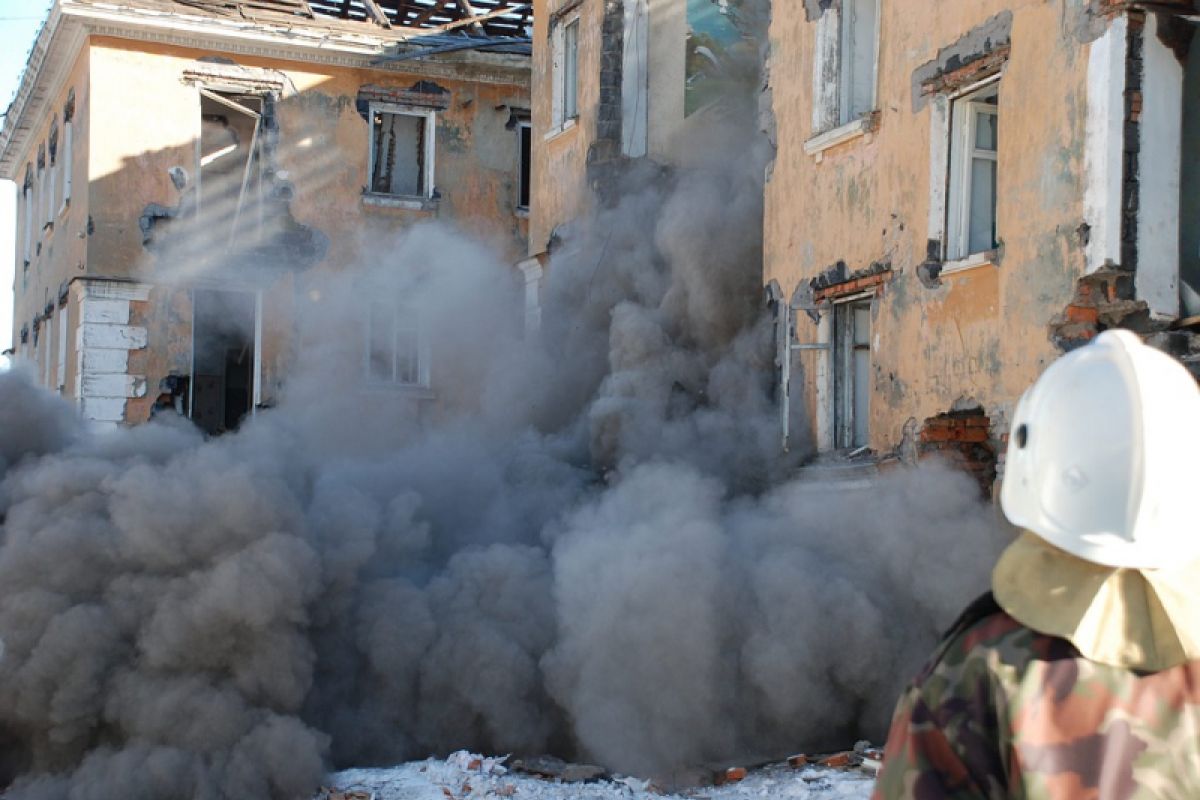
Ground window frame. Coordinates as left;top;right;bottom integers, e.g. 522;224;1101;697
808;0;880;147
837;0;880;127
364;301;431;390
366;101;437;202
517;120;532;212
945;80;1000;263
550;15;582;134
832;296;872;451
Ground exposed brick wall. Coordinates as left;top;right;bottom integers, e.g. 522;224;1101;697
919;408;998;497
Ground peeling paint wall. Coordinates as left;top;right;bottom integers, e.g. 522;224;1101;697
14;35;530;427
765;2;1112;455
529;0;730;257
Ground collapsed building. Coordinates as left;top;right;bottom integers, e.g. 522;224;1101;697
2;0;532;432
765;0;1200;485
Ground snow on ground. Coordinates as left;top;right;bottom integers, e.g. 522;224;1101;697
318;752;875;800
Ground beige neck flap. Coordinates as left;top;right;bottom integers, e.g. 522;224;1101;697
992;532;1200;672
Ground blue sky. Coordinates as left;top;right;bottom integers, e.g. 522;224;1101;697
0;0;54;365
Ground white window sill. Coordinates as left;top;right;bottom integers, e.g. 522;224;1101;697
515;207;530;219
364;382;436;400
543;117;578;141
940;252;997;276
804;116;874;159
362;193;438;211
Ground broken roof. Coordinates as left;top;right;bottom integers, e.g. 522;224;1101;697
110;0;532;38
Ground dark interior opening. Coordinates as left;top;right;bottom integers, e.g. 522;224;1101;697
191;289;255;436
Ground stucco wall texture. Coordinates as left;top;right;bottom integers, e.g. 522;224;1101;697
14;34;531;423
765;1;1103;453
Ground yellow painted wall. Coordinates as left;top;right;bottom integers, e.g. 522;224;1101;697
77;37;530;423
529;0;601;254
765;1;1097;451
11;44;89;398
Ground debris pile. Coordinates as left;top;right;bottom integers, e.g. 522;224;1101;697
316;751;877;800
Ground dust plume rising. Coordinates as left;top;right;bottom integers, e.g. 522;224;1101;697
0;9;1008;798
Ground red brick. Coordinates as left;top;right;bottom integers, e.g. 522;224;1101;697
820;753;853;768
1065;304;1100;325
788;754;809;768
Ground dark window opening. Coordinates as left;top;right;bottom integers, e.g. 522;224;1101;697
191;289;256;436
518;123;532;210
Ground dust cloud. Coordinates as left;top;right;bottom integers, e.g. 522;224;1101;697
0;10;1008;799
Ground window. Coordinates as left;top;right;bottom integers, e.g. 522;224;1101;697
838;0;878;125
366;301;429;388
517;121;532;210
946;82;999;261
61;90;74;210
563;20;579;121
811;0;879;135
56;308;67;392
369;104;435;198
21;169;32;265
198;88;267;240
552;18;580;129
46;121;58;225
833;299;871;449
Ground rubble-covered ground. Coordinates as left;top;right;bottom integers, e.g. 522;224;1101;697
316;752;875;800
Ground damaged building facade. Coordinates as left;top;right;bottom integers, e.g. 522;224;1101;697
523;0;766;320
765;0;1200;482
2;0;532;431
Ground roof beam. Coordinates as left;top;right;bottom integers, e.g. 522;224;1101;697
408;0;450;26
361;0;393;26
430;3;528;32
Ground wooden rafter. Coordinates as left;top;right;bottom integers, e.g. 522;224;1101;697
407;0;450;26
429;2;527;31
361;0;393;26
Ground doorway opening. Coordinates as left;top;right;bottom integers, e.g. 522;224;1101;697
191;289;256;436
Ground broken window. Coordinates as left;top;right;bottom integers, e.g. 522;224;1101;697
812;0;878;134
946;81;999;261
552;17;580;128
833;299;871;450
369;104;435;198
518;120;532;210
366;301;429;388
191;289;257;436
198;88;266;244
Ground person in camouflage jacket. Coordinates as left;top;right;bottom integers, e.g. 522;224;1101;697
873;332;1200;800
871;593;1200;799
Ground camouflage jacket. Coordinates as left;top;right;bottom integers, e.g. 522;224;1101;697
872;594;1200;800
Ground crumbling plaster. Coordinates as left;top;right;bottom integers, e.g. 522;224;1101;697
765;1;1100;454
17;35;530;425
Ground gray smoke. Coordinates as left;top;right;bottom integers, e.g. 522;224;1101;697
0;12;1009;799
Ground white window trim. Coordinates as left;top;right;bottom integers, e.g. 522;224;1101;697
928;73;1002;266
549;15;581;135
364;304;432;390
365;101;437;202
803;116;873;158
518;257;543;336
946;92;998;262
810;0;880;143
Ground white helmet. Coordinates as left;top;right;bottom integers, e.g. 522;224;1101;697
1001;330;1200;569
